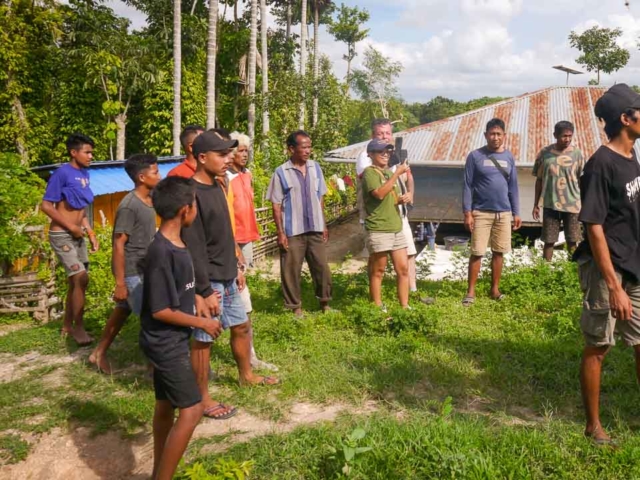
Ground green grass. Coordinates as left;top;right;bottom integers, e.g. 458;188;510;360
0;433;30;464
3;256;640;477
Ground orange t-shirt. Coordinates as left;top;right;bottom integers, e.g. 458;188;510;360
167;160;196;178
226;168;260;244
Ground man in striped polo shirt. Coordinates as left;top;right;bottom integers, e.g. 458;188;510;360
267;130;332;316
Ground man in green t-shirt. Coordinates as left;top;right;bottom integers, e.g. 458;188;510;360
532;121;585;261
361;139;412;310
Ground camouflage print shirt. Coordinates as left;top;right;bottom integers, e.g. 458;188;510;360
532;144;585;213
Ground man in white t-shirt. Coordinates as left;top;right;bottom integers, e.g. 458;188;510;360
356;119;418;292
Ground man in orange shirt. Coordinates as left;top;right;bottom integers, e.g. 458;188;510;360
228;131;277;371
168;125;204;178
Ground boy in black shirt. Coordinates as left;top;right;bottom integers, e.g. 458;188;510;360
574;84;640;445
90;154;160;374
139;176;222;480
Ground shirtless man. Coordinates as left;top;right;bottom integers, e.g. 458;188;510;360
41;134;99;346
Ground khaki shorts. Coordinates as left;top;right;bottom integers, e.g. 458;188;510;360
366;231;408;254
49;231;89;277
401;217;417;256
470;210;512;256
578;259;640;347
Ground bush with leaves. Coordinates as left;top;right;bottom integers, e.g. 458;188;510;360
0;153;46;273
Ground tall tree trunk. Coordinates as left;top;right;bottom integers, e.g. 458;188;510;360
206;0;219;129
261;0;270;141
345;49;352;95
312;3;319;128
172;0;182;155
286;2;291;40
115;113;126;160
298;0;308;130
248;0;258;162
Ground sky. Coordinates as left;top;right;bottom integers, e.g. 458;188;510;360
106;0;640;102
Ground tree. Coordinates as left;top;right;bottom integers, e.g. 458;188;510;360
298;0;308;129
248;0;258;161
327;4;369;94
568;26;630;85
350;46;402;119
260;0;270;140
311;0;334;127
173;0;181;155
206;0;219;129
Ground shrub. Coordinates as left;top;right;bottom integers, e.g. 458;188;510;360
0;153;46;272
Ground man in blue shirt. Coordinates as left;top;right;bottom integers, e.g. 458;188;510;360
462;118;521;306
41;134;99;345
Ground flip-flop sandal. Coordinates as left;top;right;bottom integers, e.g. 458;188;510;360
203;403;238;420
243;375;281;386
461;296;475;307
491;294;506;301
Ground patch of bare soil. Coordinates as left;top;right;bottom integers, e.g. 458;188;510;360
0;350;87;384
0;323;31;338
1;401;378;480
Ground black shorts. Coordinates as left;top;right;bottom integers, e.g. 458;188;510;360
151;351;201;409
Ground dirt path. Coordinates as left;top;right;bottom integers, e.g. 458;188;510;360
2;401;378;480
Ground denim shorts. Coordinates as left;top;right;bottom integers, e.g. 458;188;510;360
116;275;144;316
192;279;248;343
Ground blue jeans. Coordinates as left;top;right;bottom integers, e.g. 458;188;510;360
115;275;143;316
192;279;248;343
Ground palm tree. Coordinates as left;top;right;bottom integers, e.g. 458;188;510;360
248;0;258;161
172;0;181;155
298;0;308;129
311;0;332;128
206;0;219;129
261;0;270;139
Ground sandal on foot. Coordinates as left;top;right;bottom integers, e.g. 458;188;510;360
203;403;238;420
461;296;475;307
491;294;506;301
243;375;281;387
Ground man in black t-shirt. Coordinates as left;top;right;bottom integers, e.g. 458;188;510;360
139;176;222;480
573;83;640;445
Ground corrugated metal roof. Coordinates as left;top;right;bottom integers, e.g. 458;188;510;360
34;156;183;196
89;161;181;196
324;86;624;166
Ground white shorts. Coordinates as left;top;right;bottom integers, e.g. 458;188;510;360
402;217;417;256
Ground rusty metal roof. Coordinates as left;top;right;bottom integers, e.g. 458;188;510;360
324;86;615;166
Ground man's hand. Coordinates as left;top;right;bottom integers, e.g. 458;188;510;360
398;193;412;205
195;295;208;317
323;227;329;243
204;293;221;316
69;225;84;239
395;163;410;176
88;234;99;253
513;216;522;231
464;212;474;233
277;231;289;251
237;270;246;291
200;317;223;340
610;285;633;321
113;284;128;302
532;205;541;222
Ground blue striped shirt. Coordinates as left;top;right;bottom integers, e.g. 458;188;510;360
267;159;328;237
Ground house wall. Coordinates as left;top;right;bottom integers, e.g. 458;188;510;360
410;166;538;225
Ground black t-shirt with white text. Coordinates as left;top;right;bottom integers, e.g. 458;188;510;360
139;232;195;361
574;146;640;282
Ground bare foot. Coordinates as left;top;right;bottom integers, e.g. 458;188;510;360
88;351;113;374
240;375;280;386
293;308;304;318
62;327;93;346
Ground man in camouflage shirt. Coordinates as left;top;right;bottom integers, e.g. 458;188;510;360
532;121;585;261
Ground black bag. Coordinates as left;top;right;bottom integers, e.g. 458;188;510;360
488;155;509;181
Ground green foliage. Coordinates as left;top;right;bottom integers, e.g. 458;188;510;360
569;26;630;84
0;154;46;270
176;458;254;480
327;4;370;72
408;95;507;125
0;433;31;464
327;427;373;477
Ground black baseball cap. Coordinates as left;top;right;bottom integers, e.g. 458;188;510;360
367;139;394;153
595;83;640;124
192;130;238;157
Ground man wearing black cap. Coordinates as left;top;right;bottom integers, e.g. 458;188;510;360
182;131;279;420
574;83;640;445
